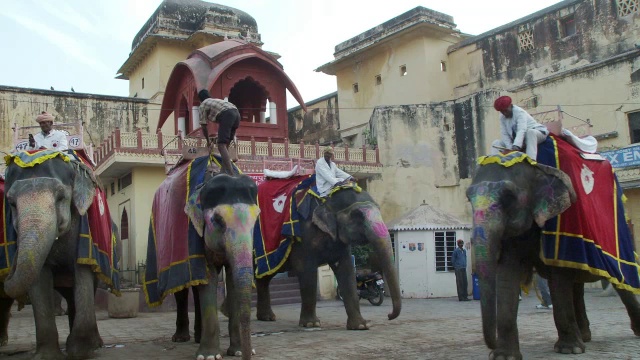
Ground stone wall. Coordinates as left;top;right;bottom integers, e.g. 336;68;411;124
0;86;149;153
287;92;341;145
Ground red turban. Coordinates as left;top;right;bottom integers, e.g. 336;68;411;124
36;111;55;123
493;96;512;112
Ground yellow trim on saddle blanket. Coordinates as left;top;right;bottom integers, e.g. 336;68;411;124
308;182;363;202
4;150;71;168
477;152;537;168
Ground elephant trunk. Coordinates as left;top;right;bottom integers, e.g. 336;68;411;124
216;204;260;360
372;236;401;320
4;193;57;299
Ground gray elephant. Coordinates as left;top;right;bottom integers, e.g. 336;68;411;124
467;158;640;360
254;187;401;330
147;171;259;360
3;153;119;359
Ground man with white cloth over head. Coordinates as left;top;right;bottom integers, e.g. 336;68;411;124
315;146;355;197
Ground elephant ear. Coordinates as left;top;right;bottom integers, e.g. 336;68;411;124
72;163;97;215
185;186;205;237
532;164;577;227
312;205;337;241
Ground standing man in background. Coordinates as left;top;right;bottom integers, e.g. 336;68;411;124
451;239;470;301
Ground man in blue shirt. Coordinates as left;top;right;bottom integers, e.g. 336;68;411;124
451;239;470;301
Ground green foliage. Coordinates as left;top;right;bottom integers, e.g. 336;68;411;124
362;128;377;147
352;244;372;268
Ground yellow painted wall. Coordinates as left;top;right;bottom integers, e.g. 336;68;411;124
334;31;457;145
131;167;168;266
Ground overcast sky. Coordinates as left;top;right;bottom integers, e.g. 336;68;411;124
0;0;561;107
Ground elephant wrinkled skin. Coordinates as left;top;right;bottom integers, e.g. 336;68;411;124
467;161;640;360
3;156;106;359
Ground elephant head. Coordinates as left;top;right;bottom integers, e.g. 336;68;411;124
185;174;259;359
3;158;96;299
312;189;401;320
466;161;575;349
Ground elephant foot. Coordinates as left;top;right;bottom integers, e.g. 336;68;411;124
0;334;7;347
196;345;223;360
298;316;321;328
256;308;276;321
172;329;191;343
489;350;522;360
631;319;640;336
554;339;585;354
66;330;102;359
33;349;65;360
194;330;201;344
346;317;370;330
581;328;592;343
227;346;256;357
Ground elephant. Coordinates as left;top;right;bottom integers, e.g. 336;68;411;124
3;154;116;359
165;173;260;360
466;159;640;360
174;185;401;334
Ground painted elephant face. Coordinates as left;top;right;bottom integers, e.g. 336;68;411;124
185;174;259;249
3;158;97;299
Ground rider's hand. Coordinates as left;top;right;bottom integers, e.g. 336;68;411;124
511;145;522;151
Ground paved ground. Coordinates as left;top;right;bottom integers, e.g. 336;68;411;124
0;289;639;359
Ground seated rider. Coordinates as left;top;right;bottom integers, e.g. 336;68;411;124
490;96;548;160
27;112;68;151
197;89;240;176
315;146;355;197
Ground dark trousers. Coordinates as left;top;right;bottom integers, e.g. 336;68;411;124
455;268;469;300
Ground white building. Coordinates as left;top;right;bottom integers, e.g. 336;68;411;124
388;201;471;298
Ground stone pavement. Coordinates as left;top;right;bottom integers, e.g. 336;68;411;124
1;289;639;359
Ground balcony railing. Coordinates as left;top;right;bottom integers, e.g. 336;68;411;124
93;128;380;169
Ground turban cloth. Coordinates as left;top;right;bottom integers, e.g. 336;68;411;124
323;146;334;155
493;96;512;112
36;112;55;123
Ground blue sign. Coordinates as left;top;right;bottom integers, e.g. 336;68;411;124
601;144;640;168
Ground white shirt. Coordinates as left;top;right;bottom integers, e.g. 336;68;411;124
315;157;351;196
499;105;548;149
28;130;68;151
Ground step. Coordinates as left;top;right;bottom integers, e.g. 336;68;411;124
251;296;301;307
251;289;300;301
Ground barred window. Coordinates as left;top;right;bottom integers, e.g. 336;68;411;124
616;0;639;17
435;231;457;272
518;30;535;52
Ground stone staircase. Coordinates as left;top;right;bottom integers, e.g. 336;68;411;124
252;274;301;307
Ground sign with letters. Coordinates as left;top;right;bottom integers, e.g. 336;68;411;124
600;144;640;168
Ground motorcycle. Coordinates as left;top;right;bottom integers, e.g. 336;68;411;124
336;271;385;306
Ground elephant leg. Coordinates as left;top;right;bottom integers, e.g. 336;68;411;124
295;263;321;328
56;287;75;331
196;273;222;360
256;274;276;321
172;288;191;342
66;265;102;359
572;283;591;342
29;267;65;360
614;286;640;336
52;291;66;316
491;260;524;360
0;297;14;346
549;271;584;354
193;286;202;344
330;256;368;330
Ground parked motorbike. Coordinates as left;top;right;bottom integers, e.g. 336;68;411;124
337;271;385;306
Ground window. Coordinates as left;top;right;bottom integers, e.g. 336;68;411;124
435;231;457;272
110;182;115;196
118;173;132;191
518;30;535;52
400;65;407;76
375;74;382;85
141;77;145;89
628;111;640;143
616;0;639;17
440;61;447;72
389;232;396;259
560;14;576;37
352;83;359;93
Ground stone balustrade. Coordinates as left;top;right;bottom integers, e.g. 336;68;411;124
93;128;381;170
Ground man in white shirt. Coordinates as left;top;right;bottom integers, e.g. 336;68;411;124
28;112;68;151
315;146;354;197
490;96;548;160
